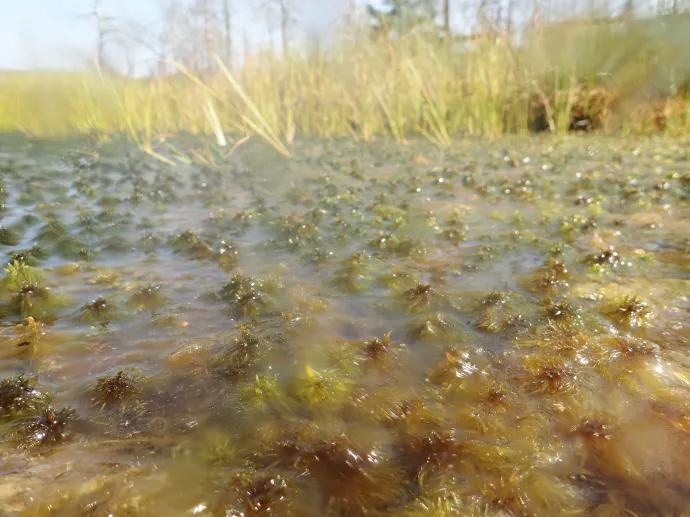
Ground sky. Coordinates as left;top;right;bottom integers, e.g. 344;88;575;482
0;0;376;72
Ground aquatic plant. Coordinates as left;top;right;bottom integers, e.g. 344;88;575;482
333;251;375;292
519;354;578;395
127;284;167;312
239;374;285;412
292;365;352;409
0;225;20;246
407;313;463;342
472;291;531;334
601;295;652;328
586;247;627;269
0;375;47;417
401;283;443;313
369;232;427;257
0;261;66;319
79;296;118;324
88;371;140;410
212;325;267;381
219;271;282;318
55;235;92;260
218;471;293;517
14;405;77;449
35;219;69;245
216;240;239;271
169;229;213;259
7;246;47;266
544;298;583;326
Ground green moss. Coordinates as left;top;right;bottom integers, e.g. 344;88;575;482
13;405;77;449
88;371;140;410
0;375;47;417
601;295;652;328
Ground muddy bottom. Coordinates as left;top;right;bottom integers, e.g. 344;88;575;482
0;134;689;516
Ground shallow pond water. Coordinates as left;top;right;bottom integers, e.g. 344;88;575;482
0;134;689;516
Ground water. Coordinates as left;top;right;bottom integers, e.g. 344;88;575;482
0;135;689;516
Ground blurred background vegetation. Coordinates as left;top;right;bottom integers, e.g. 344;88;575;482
1;0;689;152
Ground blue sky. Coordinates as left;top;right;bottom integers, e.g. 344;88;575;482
1;0;160;69
0;0;375;71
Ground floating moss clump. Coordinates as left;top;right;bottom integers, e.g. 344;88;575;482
270;214;319;250
302;246;334;265
397;428;462;481
7;246;47;266
333;251;374;292
55;235;92;260
586;247;627;269
212;325;267;381
127;284;167;312
14;405;77;449
407;313;463;342
100;235;134;254
440;211;469;243
601;295;652;328
88;371;140;410
35;219;69;245
239;374;285;412
0;225;21;246
293;365;352;409
219;272;281;319
543;298;582;326
472;291;530;334
80;296;117;324
169;228;213;259
216;240;239;271
519;355;577;395
0;375;47;417
401;283;443;313
0;261;66;319
368;232;427;257
217;471;293;517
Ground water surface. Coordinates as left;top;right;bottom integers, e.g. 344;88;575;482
0;135;689;516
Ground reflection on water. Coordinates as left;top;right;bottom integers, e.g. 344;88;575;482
0;135;689;516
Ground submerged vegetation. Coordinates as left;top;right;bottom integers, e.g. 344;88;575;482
0;135;687;514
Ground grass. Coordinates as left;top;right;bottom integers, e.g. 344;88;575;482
1;14;689;154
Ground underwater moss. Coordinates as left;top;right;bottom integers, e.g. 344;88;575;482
14;405;77;449
472;291;531;334
0;225;20;246
0;375;47;417
127;284;166;312
212;325;268;381
401;283;443;313
80;296;118;324
292;365;352;408
601;295;652;328
219;272;281;319
239;374;285;412
1;261;67;319
7;246;47;266
169;229;213;259
88;371;140;409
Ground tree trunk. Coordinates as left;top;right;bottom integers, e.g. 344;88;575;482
222;0;232;67
442;0;450;35
279;0;289;59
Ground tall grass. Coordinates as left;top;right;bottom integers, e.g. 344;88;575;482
1;15;688;152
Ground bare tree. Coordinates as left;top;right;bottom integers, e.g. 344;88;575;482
262;0;296;59
76;0;118;73
222;0;233;67
442;0;451;34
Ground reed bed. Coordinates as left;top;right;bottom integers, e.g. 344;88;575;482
0;16;688;152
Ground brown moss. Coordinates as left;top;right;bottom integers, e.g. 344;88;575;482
89;371;140;409
15;406;77;449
